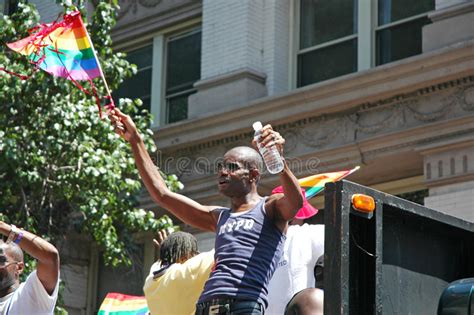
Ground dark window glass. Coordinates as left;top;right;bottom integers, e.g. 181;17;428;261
114;45;153;113
126;46;153;69
376;17;430;65
297;39;357;87
300;0;357;49
166;91;195;124
396;189;429;205
1;0;18;15
378;0;434;25
165;29;201;123
166;30;201;94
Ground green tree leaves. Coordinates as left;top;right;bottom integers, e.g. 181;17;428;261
0;0;181;273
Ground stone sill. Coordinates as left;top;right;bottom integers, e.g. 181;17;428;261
153;39;474;151
430;1;474;22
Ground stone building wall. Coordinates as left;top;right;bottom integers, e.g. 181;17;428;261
25;0;474;313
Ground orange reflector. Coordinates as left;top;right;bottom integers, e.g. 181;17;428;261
351;194;375;213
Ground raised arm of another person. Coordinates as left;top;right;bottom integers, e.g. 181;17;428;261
109;109;219;232
0;221;59;295
254;125;304;222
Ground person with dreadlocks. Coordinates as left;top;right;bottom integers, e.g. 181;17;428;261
143;230;214;315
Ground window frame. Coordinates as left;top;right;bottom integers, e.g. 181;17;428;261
115;43;155;114
163;26;202;125
292;0;433;89
113;18;201;128
293;0;360;88
374;10;431;66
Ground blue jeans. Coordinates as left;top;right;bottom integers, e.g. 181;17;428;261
195;299;264;315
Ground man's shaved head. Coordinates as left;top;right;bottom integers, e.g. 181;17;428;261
224;146;263;171
0;241;24;262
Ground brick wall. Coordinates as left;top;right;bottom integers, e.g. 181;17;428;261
201;0;291;96
201;0;264;79
263;0;290;95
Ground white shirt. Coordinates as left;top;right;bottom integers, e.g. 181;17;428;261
0;270;59;315
266;224;324;314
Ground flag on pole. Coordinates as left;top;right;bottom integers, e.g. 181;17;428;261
4;10;114;117
7;10;101;81
98;293;149;315
299;166;360;199
272;166;360;219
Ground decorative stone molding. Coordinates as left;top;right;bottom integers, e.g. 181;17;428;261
350;104;405;134
158;79;474;158
417;135;474;187
452;85;474;111
154;39;474;151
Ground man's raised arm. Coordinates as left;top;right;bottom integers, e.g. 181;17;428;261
0;221;59;295
109;109;218;232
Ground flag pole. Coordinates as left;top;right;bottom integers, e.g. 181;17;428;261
79;11;115;110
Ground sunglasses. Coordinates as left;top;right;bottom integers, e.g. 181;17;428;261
217;162;245;173
0;261;19;269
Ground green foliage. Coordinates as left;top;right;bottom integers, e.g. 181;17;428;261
0;0;182;274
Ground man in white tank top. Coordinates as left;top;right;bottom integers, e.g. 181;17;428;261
0;221;59;315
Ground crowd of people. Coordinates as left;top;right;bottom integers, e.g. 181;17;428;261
1;108;326;315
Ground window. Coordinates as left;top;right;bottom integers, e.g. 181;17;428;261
114;45;153;113
296;0;434;88
1;0;18;15
164;28;201;124
376;0;434;65
297;0;358;87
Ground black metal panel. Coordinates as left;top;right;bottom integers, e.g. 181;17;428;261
324;180;474;315
324;181;346;315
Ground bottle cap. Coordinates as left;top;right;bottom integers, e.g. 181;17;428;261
252;121;263;131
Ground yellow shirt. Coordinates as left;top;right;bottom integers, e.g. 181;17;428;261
143;250;214;315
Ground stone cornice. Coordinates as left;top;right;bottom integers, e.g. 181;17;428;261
425;172;474;188
112;1;202;46
416;134;474;154
153;40;474;152
194;68;267;90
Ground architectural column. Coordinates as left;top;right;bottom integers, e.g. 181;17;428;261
419;136;474;222
188;0;267;118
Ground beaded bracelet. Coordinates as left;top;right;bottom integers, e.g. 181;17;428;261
14;232;23;244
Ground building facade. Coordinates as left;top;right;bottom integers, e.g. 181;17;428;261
6;0;474;313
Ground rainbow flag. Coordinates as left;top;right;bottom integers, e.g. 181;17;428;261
98;293;149;315
7;10;100;81
299;166;360;199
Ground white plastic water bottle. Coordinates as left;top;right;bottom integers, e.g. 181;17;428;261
253;121;284;174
